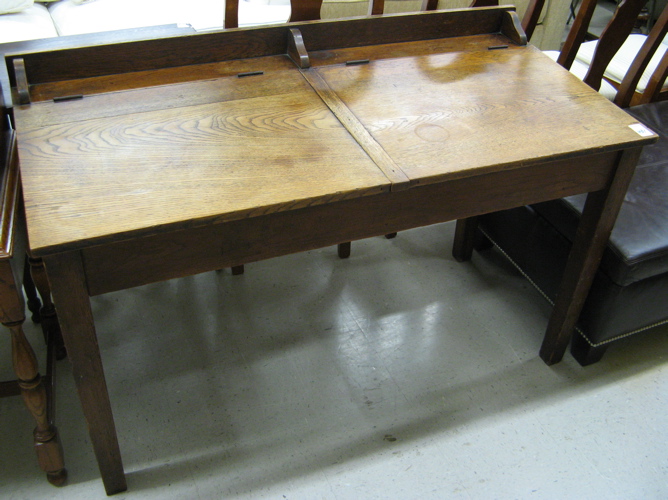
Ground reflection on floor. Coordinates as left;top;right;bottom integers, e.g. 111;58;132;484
1;222;667;499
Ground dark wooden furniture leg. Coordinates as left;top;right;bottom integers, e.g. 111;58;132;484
23;257;42;323
570;333;608;366
539;148;643;365
28;256;66;359
337;235;394;259
44;251;127;495
0;259;66;485
452;216;479;262
337;242;351;259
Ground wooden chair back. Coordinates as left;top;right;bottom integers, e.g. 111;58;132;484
557;0;648;91
614;3;668;107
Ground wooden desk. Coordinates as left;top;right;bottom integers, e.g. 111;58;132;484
6;7;656;494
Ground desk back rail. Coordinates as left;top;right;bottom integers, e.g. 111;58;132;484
0;24;197;112
3;7;523;99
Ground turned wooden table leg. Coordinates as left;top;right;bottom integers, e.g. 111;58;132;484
0;260;66;485
44;251;127;495
8;320;67;485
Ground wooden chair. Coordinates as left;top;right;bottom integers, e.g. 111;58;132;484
614;3;668;107
465;5;668;364
0;106;66;485
569;0;668;105
543;0;667;103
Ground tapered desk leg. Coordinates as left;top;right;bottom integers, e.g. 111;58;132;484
0;260;66;485
540;147;643;365
44;251;127;495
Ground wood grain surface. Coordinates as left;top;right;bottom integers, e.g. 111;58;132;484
16;62;389;255
312;45;650;185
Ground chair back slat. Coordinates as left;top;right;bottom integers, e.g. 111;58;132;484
289;0;324;22
614;4;668;106
469;0;499;7
556;0;598;69
421;0;439;10
369;0;385;15
224;0;239;28
643;53;668;103
521;0;545;40
557;0;647;91
582;0;649;90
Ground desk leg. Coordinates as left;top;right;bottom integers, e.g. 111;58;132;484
0;260;66;485
452;216;479;262
44;251;127;495
540;147;642;365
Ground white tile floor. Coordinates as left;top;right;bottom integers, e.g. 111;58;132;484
1;222;667;499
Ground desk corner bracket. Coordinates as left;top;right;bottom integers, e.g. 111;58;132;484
501;10;528;46
13;58;31;106
288;28;311;69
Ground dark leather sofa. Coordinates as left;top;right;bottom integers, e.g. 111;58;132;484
475;100;668;365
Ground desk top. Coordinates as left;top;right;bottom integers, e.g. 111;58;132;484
9;9;655;256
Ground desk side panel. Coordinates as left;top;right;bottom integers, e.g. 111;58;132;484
83;152;617;295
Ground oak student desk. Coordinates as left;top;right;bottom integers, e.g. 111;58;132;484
5;7;656;494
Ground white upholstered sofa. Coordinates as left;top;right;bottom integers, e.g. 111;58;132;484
1;0;572;49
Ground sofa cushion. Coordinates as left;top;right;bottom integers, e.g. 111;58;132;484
533;100;668;286
48;0;290;36
0;0;32;15
0;3;58;43
48;0;216;34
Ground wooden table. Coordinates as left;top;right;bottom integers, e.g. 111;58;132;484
5;7;656;494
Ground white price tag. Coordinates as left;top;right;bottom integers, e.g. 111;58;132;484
629;123;655;137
